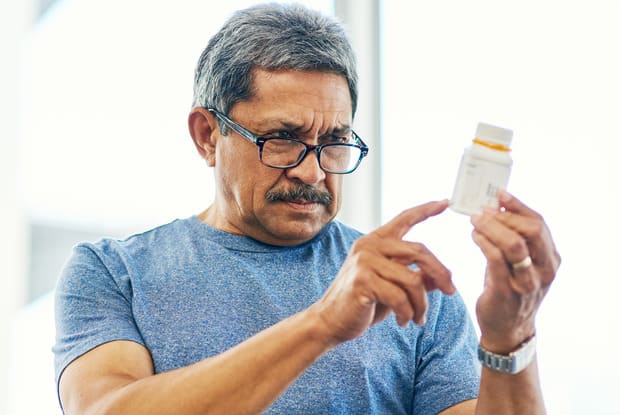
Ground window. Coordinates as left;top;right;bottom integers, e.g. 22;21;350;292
381;1;620;413
9;2;333;414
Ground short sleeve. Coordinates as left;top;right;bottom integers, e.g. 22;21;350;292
53;242;145;386
413;291;481;414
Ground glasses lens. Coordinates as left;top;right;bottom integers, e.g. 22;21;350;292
261;139;307;168
321;145;361;173
261;138;363;174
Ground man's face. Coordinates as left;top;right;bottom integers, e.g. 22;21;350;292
206;69;353;246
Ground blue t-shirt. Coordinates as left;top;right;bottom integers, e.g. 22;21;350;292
54;217;480;414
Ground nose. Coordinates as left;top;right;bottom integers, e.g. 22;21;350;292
285;147;325;185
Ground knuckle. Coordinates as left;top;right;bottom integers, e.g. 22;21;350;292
349;239;374;263
408;272;424;289
352;236;371;251
353;250;373;269
439;267;452;282
393;292;411;312
510;272;541;294
351;268;371;288
524;276;538;291
411;242;427;255
487;249;504;264
532;210;544;221
507;236;527;257
498;211;514;223
355;248;370;260
541;252;561;283
520;276;540;294
542;269;557;286
528;220;544;237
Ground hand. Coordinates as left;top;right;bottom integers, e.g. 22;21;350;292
312;200;456;346
471;191;561;352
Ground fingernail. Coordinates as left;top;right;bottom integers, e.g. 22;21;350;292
448;282;457;295
499;190;512;202
470;213;481;224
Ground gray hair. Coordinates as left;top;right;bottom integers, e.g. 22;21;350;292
191;2;358;119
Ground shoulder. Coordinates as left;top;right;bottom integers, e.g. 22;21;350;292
59;217;194;287
98;217;193;256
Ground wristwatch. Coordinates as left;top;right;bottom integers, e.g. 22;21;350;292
477;335;537;374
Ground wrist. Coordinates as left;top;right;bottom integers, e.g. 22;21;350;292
478;333;537;374
479;326;536;355
301;305;341;352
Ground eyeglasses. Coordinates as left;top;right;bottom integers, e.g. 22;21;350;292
207;108;368;174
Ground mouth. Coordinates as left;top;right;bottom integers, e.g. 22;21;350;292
285;199;321;211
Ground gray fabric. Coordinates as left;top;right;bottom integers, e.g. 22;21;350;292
54;217;480;414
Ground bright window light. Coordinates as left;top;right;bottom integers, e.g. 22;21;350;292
11;2;333;414
381;1;620;414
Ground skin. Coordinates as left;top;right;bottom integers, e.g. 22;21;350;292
192;69;348;246
58;69;560;415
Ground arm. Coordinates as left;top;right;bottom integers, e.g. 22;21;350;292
434;360;545;415
468;190;560;414
60;200;456;415
439;191;558;415
60;308;333;415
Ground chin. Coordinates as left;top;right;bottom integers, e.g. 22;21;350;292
267;219;327;245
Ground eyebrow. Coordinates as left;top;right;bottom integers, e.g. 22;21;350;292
255;118;352;136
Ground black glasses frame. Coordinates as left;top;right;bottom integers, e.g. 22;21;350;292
207;108;368;174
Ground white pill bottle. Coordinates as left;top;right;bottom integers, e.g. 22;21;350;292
450;122;513;215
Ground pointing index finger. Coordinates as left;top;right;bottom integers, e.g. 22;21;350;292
375;200;449;240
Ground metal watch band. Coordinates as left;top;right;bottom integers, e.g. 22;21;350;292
477;334;537;374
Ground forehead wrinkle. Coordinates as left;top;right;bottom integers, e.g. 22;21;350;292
239;69;353;137
253;114;351;137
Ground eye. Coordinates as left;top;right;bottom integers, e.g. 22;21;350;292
323;134;351;144
264;131;297;140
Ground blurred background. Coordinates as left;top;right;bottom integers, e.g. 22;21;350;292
1;0;618;413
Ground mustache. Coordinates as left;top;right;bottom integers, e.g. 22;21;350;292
265;185;333;206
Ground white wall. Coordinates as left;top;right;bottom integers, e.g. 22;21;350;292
335;0;382;232
9;1;333;414
9;1;618;413
7;293;60;415
0;1;36;413
381;1;620;413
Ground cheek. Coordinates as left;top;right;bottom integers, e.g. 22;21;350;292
326;175;343;209
215;145;255;197
216;141;259;181
218;147;282;200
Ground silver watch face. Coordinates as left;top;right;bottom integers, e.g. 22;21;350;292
478;347;515;373
478;336;537;374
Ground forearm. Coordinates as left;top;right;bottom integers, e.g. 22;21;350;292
469;192;560;415
94;308;332;415
475;359;545;415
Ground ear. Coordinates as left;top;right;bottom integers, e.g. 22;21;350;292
188;107;219;167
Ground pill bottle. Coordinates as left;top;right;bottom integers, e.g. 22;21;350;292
450;122;513;215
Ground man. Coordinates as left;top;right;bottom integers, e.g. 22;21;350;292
54;3;560;414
